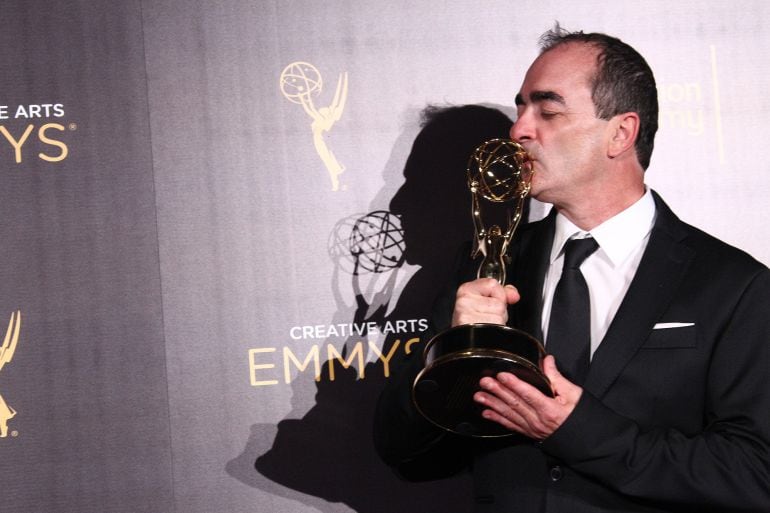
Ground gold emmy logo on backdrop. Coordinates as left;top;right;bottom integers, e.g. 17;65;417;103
0;310;21;438
280;62;349;191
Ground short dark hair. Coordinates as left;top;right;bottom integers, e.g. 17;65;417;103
539;25;659;170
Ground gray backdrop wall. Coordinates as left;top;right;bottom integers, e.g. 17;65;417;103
1;1;768;512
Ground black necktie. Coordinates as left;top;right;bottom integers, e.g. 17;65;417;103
546;237;599;385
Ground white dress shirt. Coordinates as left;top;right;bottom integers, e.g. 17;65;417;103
541;188;657;358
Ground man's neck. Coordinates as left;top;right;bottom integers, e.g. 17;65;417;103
554;182;646;231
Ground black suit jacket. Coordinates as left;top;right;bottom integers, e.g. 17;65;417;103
374;192;770;512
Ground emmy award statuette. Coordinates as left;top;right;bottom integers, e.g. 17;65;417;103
412;139;553;438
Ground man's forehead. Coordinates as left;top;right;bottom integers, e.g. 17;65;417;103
515;45;597;103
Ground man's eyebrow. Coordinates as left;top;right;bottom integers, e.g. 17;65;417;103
515;90;566;106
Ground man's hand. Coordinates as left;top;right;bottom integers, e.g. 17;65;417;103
451;278;520;327
473;355;583;440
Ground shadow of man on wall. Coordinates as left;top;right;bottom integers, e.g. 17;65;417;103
227;104;516;512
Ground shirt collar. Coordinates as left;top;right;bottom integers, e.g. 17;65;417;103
550;188;656;266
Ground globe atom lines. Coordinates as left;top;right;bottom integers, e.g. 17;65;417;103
350;211;405;273
329;212;404;274
280;62;323;104
469;139;531;203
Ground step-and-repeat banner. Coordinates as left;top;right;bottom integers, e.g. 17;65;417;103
1;1;768;512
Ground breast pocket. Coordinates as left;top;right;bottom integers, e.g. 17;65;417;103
641;324;697;349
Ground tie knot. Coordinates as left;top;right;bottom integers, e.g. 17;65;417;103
562;237;599;269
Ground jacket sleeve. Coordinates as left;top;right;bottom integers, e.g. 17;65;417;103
372;340;474;481
373;245;478;481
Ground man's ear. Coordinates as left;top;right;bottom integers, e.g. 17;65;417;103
607;112;640;159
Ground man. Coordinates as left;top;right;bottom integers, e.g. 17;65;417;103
374;26;770;512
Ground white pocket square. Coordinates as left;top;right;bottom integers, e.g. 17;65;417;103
653;322;695;330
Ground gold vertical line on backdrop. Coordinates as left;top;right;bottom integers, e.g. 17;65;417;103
709;45;725;165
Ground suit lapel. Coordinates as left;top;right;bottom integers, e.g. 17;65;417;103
584;193;695;398
510;211;555;341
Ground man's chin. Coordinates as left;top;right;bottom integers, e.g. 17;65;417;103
528;183;544;200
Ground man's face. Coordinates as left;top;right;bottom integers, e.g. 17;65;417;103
510;43;612;207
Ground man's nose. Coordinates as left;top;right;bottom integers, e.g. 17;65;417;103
509;112;533;143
